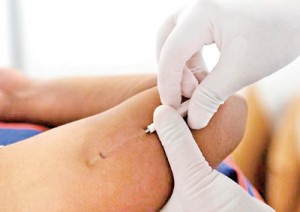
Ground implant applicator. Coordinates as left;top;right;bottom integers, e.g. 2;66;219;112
145;100;190;134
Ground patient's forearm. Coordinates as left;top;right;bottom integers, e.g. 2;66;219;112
4;74;156;126
0;87;247;211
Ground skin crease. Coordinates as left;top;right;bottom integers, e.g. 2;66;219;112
0;86;247;211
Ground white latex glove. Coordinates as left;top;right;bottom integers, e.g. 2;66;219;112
157;0;300;129
154;105;274;212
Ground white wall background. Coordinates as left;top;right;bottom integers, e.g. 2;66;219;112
17;0;221;78
19;0;188;77
0;0;13;66
0;0;300;121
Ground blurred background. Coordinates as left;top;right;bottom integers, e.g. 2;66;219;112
0;0;299;211
0;0;300;121
0;0;194;77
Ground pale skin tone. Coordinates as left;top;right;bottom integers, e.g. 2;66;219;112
0;69;247;211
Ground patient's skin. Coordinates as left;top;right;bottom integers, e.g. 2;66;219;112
0;87;247;211
0;68;156;126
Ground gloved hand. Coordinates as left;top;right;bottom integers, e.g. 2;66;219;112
154;105;275;212
157;0;300;129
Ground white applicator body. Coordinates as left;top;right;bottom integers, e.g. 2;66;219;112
145;100;190;134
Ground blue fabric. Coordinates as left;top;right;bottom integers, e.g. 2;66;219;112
217;161;238;182
246;178;255;196
0;129;42;146
216;159;261;199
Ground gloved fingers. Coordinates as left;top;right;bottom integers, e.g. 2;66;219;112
181;66;198;98
181;69;209;99
187;58;241;129
158;7;212;109
156;10;181;62
187;50;208;80
154;105;210;180
187;83;224;129
159;28;207;99
188;50;209;82
181;50;208;98
160;192;183;212
192;69;208;82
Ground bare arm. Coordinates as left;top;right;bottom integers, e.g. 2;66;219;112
0;68;156;126
0;87;247;211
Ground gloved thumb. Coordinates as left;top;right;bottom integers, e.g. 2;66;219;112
154;105;210;180
188;61;239;129
188;39;263;130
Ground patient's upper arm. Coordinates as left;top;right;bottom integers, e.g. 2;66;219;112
0;87;247;211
